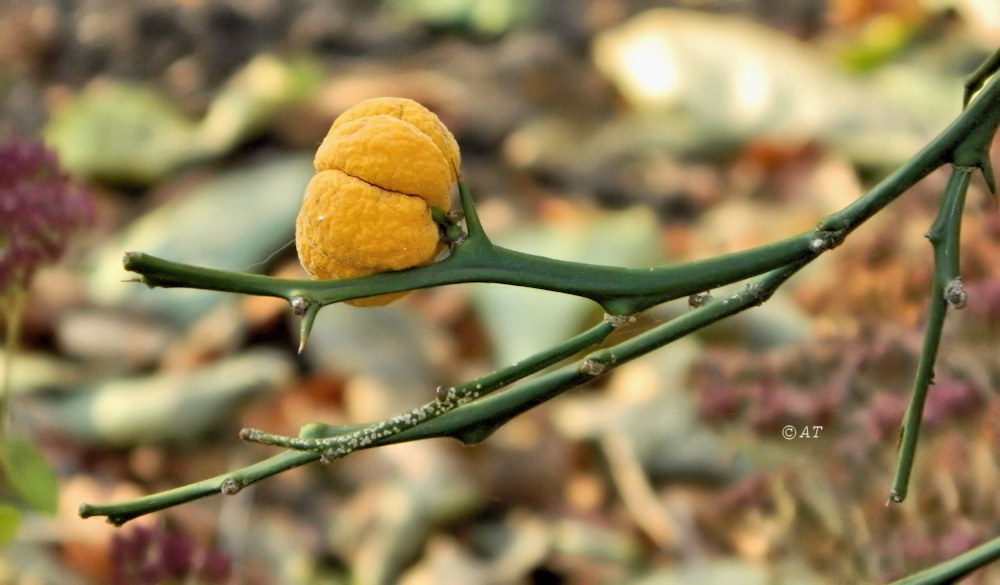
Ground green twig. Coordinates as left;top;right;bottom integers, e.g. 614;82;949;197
242;316;620;455
80;51;1000;535
80;317;619;523
79;450;319;526
889;167;972;503
886;532;1000;585
82;259;805;524
1;286;26;438
260;259;809;453
963;47;1000;109
122;186;820;319
121;61;1000;320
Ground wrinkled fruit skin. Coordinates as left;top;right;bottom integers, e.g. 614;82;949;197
295;97;460;306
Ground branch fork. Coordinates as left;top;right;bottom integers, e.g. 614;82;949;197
81;52;1000;564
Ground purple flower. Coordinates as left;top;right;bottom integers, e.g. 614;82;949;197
0;137;94;293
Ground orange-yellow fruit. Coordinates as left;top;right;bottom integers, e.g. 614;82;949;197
295;97;460;306
296;170;442;274
314;116;452;211
326;96;461;181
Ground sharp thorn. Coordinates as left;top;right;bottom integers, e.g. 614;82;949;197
980;159;997;196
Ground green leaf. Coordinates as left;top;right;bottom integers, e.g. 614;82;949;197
44;55;321;185
0;505;21;545
44;82;201;185
1;437;59;515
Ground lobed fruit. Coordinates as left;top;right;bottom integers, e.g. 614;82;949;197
295;97;459;306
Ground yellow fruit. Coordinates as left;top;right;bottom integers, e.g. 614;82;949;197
327;96;461;182
295;97;460;306
314;116;453;211
296;170;442;273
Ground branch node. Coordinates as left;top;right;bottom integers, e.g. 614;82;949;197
688;291;712;308
604;314;636;328
435;385;455;402
220;477;242;496
579;358;607;377
289;295;310;316
320;448;345;464
238;428;259;442
433;207;468;249
809;229;845;254
944;277;968;309
744;281;768;305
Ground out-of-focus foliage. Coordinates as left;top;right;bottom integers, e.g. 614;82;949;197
36;350;293;446
591;9;960;166
0;505;21;546
1;438;58;514
384;0;534;38
44;55;321;184
87;154;313;324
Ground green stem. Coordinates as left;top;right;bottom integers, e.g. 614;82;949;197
243;317;619;454
121;61;1000;317
123;216;817;317
886;532;1000;585
79;260;803;524
373;260;808;444
256;260;808;454
82;318;619;524
963;47;1000;108
821;57;1000;233
79;450;318;526
889;167;972;503
1;287;26;439
80;52;1000;528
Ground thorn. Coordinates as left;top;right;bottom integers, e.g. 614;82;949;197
297;302;320;353
108;515;128;527
604;313;637;327
980;158;997;196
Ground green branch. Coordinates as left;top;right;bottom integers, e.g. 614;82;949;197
0;287;25;438
80;52;1000;585
887;532;1000;585
242;316;621;454
889;166;972;503
78;450;318;526
124;180;820;318
122;57;1000;325
80;317;620;524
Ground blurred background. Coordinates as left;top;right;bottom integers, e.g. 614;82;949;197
1;0;1000;583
